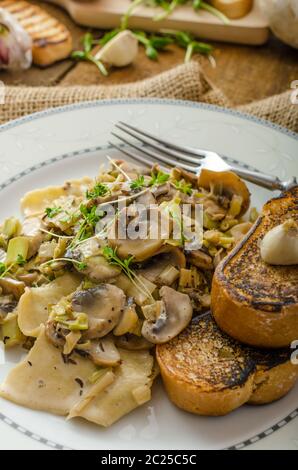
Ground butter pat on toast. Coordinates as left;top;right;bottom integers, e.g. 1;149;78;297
0;0;72;66
212;187;298;348
156;313;298;416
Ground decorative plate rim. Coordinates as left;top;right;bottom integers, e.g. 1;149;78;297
0;98;297;141
0;144;297;451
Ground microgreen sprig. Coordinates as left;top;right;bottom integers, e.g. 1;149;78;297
130;175;146;190
71;32;108;76
149;170;170;186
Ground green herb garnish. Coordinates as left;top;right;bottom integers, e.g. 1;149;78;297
86;182;110;199
16;254;26;266
71;32;108;76
45;206;63;218
173;179;193;195
0;262;6;275
130;175;145;190
149;170;170;186
103;246;135;280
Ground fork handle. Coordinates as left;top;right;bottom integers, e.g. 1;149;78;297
229;166;297;192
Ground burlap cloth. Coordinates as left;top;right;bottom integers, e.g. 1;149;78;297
1;62;297;132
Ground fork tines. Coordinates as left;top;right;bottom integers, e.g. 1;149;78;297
109;121;203;173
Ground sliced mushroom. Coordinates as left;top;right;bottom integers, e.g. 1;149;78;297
198;169;250;216
70;238;121;282
187;249;213;270
203;198;226;221
0;277;25;299
108;206;171;262
113;299;139;336
89;336;121;366
45;320;68;348
171;167;198;186
142;286;193;344
0;295;17;321
138;247;185;285
114;334;153;351
72;284;126;339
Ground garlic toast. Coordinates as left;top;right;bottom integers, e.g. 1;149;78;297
156;313;298;416
212;187;298;348
0;0;72;66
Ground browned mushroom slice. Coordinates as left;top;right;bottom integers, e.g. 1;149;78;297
72;285;126;339
198;169;250;216
142;286;193;344
89;336;121;367
114;334;153;351
187;249;213;270
0;278;25;300
108;207;171;262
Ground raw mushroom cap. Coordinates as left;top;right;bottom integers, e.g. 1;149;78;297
142;286;193;344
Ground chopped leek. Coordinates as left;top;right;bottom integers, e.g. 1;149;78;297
5;236;29;266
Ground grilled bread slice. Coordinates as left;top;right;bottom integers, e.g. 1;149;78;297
0;0;72;66
212;187;298;348
156;313;298;416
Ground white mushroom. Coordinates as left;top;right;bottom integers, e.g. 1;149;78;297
142;286;193;344
70;238;121;281
260;219;298;265
95;30;138;67
89;336;121;367
72;285;126;339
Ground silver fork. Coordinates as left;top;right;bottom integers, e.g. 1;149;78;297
109;121;297;191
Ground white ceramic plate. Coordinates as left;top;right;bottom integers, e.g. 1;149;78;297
0;100;297;451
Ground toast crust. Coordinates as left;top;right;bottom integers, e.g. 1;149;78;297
156;314;298;416
212;187;298;348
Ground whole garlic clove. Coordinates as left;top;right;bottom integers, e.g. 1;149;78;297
0;8;32;70
95;30;138;67
260;219;298;265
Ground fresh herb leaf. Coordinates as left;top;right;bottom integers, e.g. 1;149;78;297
149;170;170;186
45;206;63;218
86;182;110;199
130;175;145;190
71;33;108;76
103;246;134;279
173;180;193;195
16;254;26;266
0;262;6;275
98;29;120;46
77;262;87;271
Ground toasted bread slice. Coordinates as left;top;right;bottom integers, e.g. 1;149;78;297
212;187;298;348
210;0;253;19
0;0;72;66
156;313;298;416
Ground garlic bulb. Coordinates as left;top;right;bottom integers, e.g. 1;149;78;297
0;8;32;70
95;30;138;67
260;219;298;265
258;0;298;48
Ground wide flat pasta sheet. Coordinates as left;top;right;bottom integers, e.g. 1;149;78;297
0;327;154;426
18;273;81;337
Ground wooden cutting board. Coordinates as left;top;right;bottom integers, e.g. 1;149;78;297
46;0;269;45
